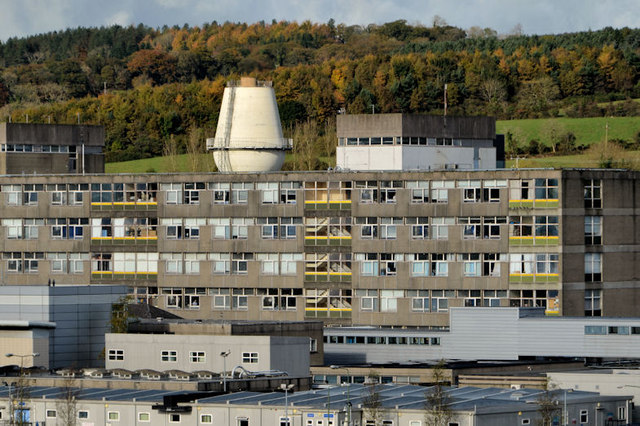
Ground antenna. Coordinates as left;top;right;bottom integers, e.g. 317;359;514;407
444;83;448;117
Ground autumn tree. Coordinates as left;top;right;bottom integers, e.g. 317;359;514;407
424;360;453;426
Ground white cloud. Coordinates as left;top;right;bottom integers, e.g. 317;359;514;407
0;0;638;41
105;11;133;27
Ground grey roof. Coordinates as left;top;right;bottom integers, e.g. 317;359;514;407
2;384;629;414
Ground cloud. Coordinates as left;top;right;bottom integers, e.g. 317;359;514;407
0;0;638;41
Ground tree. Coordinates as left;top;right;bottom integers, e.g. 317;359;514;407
362;371;383;425
291;119;320;170
56;371;79;426
536;378;560;426
163;134;180;173
186;126;205;172
110;295;134;333
424;360;453;426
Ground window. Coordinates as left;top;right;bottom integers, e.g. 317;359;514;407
242;352;258;363
210;182;230;204
69;253;88;273
407;217;428;239
24;218;43;239
536;253;559;275
431;180;454;203
431;290;453;312
357;253;378;276
162;288;182;309
258;217;278;239
380;290;403;312
618;406;626;421
257;182;279;203
585;253;602;282
3;184;21;205
431;254;451;277
483;253;502;277
458;180;482;202
108;349;124;361
585;216;602;245
580;409;588;423
190;351;206;363
608;326;630;335
185;254;205;275
520;420;530;425
210;218;230;239
356;289;378;311
459;217;482;239
535;178;558;199
357;217;378;238
238;418;249;426
232;253;252;274
138;412;151;422
310;338;318;352
231;182;253;204
461;253;481;277
510;216;533;237
231;218;253;239
380;253;402;276
3;219;22;239
184;287;204;309
280;253;302;275
184;218;204;239
584;325;606;335
585;289;602;316
483;179;506;202
210;288;231;309
108;411;119;421
258;253;279;274
406;181;429;203
379;181;401;203
23;184;42;205
232;288;252;310
584;179;602;208
535;216;559;238
280;181;300;204
161;350;177;362
408;253;429;277
68;183;88;205
169;413;181;423
24;252;43;273
483;216;505;239
78;411;89;419
46;410;57;418
380;217;401;239
161;183;182;204
408;290;429;312
280;217;301;239
356;181;377;203
184;182;204;204
210;253;231;274
432;217;454;240
201;414;213;424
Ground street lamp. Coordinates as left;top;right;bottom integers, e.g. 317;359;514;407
220;350;230;392
5;353;39;425
330;365;352;426
280;383;295;426
563;389;573;426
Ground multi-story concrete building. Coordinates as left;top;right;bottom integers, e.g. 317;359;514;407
0;167;635;329
0;123;104;174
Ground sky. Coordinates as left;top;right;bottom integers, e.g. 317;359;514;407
0;0;638;42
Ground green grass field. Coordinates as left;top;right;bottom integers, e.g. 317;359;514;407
105;117;640;173
496;116;640;147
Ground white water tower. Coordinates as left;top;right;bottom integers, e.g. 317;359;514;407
207;77;292;172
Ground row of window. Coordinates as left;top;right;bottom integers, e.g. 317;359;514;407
0;179;605;209
109;348;259;364
584;325;640;335
36;408;212;424
338;135;464;146
325;334;441;345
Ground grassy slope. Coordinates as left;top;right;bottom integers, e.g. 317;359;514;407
496;116;640;147
106;117;640;173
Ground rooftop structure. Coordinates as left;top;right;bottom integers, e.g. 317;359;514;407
336;113;504;170
207;77;292;172
0;384;630;425
0;123;104;174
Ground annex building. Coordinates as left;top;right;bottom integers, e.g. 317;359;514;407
0;166;634;328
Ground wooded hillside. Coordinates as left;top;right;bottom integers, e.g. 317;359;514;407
1;20;640;162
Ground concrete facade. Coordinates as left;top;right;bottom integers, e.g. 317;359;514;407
0;285;127;369
105;333;310;376
0;168;635;330
0;123;104;174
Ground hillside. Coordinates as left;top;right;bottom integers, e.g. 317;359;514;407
2;22;640;163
